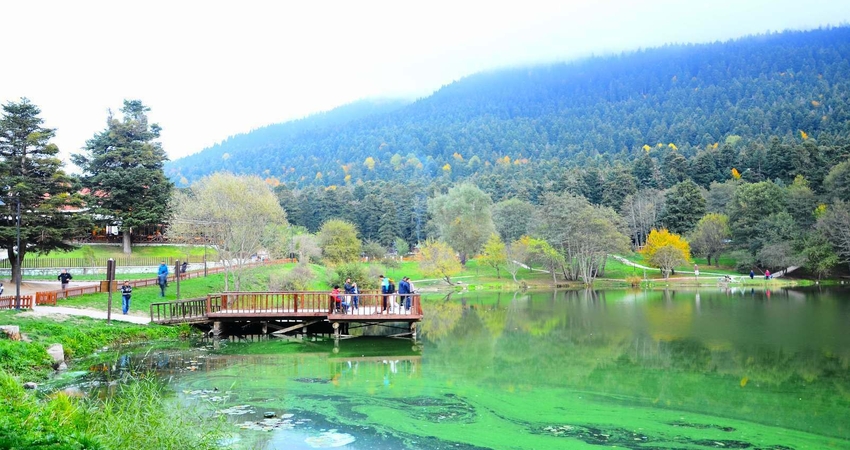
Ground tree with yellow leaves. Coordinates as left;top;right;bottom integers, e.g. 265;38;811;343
418;240;461;285
479;234;507;279
364;156;376;170
640;228;691;279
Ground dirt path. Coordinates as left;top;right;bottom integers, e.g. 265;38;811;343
17;305;150;325
2;281;100;296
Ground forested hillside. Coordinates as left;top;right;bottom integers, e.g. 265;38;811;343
165;27;850;279
167;26;850;192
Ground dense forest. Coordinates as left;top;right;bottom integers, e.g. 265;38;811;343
165;27;850;278
168;26;850;191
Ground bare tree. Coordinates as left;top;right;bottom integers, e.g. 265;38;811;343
505;239;530;283
621;189;664;248
169;173;287;292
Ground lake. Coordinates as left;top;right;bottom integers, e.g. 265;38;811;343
83;287;850;449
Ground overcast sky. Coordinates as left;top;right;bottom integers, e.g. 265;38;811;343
2;0;849;164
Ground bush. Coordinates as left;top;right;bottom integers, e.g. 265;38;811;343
381;256;400;269
270;265;315;291
625;275;643;287
362;240;386;260
326;262;366;288
730;250;756;273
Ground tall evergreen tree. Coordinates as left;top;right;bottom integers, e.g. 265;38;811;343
660;180;706;235
0;98;86;284
661;151;688;188
73;100;173;254
632;151;658;189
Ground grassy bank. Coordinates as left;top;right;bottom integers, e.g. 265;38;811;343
0;311;225;449
0;312;184;381
0;367;225;450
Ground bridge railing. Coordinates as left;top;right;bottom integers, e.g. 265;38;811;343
207;291;422;317
150;297;209;324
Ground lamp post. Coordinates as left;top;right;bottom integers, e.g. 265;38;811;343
15;196;20;310
0;196;21;309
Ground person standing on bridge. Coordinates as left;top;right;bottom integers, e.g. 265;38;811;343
380;275;389;314
344;277;354;307
58;269;73;291
398;277;410;313
157;261;169;297
120;280;132;314
351;281;360;310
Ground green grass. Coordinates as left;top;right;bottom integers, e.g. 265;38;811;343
31;244;218;260
0;311;184;381
0;370;226;450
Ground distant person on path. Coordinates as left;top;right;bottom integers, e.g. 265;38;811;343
0;282;4;296
58;269;73;291
180;261;188;277
120;280;132;314
765;269;771;280
157;261;169;297
694;264;699;277
750;269;755;279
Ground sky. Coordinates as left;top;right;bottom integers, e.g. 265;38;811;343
2;0;849;165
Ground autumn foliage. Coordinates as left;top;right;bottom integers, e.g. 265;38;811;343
640;229;691;279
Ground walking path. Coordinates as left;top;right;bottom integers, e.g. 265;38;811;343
18;305;150;325
609;255;800;279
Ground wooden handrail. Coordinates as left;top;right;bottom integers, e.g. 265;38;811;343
205;291;422;317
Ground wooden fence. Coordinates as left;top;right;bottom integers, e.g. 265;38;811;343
0;255;211;270
0;295;33;310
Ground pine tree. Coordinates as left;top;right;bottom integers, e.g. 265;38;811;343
0;98;86;284
72;100;172;254
660;180;706;235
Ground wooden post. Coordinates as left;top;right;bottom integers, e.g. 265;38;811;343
175;260;181;299
106;259;115;324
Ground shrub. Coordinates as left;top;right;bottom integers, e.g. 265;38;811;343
362;240;386;260
270;265;314;291
625;275;643;287
325;262;372;289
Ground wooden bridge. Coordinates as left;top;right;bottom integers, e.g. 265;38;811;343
150;291;423;338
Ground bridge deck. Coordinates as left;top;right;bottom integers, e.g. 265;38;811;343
150;291;423;325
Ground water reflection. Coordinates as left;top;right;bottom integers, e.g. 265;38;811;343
81;287;850;449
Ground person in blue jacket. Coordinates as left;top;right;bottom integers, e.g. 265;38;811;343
157;261;169;297
397;277;410;312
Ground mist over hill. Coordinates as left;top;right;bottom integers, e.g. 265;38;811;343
166;26;850;188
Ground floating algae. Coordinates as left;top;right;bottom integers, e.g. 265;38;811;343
236;417;296;432
304;430;356;448
217;405;256;416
